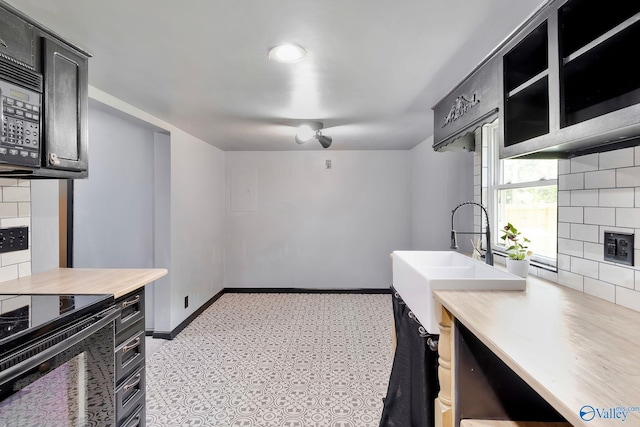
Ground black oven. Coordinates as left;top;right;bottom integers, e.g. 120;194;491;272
0;294;119;426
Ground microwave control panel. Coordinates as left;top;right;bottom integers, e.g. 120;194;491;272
0;80;41;168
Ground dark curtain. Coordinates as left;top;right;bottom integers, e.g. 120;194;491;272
379;287;440;427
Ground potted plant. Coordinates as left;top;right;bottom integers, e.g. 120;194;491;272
500;222;532;278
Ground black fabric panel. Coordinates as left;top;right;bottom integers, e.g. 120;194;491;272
379;287;439;427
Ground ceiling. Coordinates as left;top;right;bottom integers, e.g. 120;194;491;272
7;0;544;151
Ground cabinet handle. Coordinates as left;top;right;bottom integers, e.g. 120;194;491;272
122;337;141;354
123;373;141;392
121;294;140;309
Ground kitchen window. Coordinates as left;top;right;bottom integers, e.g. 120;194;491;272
482;120;558;267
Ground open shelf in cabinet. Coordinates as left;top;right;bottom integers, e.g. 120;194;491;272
503;21;549;147
559;1;640;127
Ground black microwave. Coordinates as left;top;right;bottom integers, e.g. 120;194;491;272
0;78;41;168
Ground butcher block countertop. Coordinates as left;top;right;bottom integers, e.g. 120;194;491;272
0;268;167;299
433;277;640;427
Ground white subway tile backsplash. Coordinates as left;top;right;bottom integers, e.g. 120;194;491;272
583;242;604;262
599;188;635;207
585;170;616;189
559;173;584;190
558;222;571;238
616;208;640;228
2;249;31;266
544;150;640;313
0;183;31;283
0;217;29;228
0;178;18;187
18;262;30;278
570;189;598;206
571;257;599;279
558;206;583;223
599;147;635;170
558;238;583;257
600;263;635;289
0;203;18;218
0;265;18;283
558;191;571;207
584;277;616;303
571;153;598;173
538;269;558;283
616;166;640;187
558;269;584;291
584;207;615;226
18;202;30;217
2;186;30;202
570;223;599;242
615;287;640;312
558;253;571;270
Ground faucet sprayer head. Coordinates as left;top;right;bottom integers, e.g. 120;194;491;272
450;230;458;249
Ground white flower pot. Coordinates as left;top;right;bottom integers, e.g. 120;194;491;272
506;257;530;278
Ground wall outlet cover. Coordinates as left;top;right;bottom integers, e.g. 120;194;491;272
0;226;28;254
604;231;634;266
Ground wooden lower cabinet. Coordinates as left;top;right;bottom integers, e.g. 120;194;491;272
435;303;455;427
114;289;146;427
435;303;570;427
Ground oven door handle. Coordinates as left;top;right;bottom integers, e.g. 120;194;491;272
0;305;121;385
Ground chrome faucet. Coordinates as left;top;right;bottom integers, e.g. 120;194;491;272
450;201;493;266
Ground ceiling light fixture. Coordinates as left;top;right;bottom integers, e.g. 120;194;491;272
295;122;332;149
268;43;308;63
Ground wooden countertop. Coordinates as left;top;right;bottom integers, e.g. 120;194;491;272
0;268;167;299
434;277;640;427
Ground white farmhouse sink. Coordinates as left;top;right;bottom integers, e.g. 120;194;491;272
392;251;526;333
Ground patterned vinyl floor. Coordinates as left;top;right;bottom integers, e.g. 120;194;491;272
145;293;394;427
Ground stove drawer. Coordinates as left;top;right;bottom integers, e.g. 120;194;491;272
116;366;145;425
119;402;145;427
115;329;145;386
115;289;145;336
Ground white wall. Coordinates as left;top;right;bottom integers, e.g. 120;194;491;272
168;128;225;331
410;137;475;253
225;151;411;289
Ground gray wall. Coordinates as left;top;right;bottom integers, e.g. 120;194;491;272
225;151;411;289
73;107;155;269
410;136;474;253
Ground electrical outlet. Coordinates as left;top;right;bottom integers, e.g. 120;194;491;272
0;226;28;253
604;231;634;266
184;296;189;309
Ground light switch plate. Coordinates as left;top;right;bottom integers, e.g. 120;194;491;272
604;231;634;266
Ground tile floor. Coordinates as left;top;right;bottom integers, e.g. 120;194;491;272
145;293;394;426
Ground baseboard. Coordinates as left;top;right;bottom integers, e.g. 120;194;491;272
223;287;392;294
151;288;225;340
149;286;391;340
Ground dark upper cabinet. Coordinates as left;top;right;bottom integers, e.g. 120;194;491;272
0;7;35;70
0;0;89;178
499;0;640;159
42;37;88;173
432;56;499;152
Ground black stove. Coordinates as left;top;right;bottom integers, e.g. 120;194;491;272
0;293;113;357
